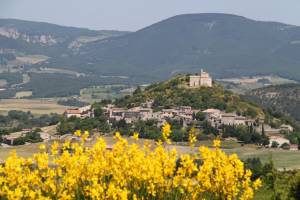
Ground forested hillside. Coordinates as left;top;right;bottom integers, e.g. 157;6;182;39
245;84;300;121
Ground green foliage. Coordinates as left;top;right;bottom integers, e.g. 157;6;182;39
222;124;269;145
57;98;88;107
246;84;300;123
195;111;206;121
12;129;43;145
244;158;263;180
57;103;110;135
280;142;290;150
289;172;300;200
0;111;59;135
0;72;23;86
0;53;15;65
271;141;279;148
133;120;161;140
22;73;132;98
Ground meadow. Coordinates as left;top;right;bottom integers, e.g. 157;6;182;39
0;99;73;115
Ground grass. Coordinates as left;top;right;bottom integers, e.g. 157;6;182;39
0;99;73;115
254;187;274;200
222;145;300;170
0;142;41;163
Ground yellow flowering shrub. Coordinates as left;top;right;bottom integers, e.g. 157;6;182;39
0;124;261;200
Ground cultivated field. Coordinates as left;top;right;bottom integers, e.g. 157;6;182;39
0;99;73;115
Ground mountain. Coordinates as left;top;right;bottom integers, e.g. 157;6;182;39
2;14;300;98
76;13;300;80
0;18;129;57
0;19;130;98
245;84;300;121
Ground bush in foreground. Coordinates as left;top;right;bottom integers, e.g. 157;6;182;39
0;124;261;199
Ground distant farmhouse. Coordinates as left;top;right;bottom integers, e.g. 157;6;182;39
64;105;93;118
189;69;212;88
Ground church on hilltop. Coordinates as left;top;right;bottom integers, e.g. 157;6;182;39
189;69;212;88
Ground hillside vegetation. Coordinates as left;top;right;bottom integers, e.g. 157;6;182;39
115;75;264;118
245;84;300;121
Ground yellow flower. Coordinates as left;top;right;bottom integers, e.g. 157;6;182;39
133;132;139;140
0;125;261;200
51;141;59;155
188;127;197;147
82;131;89;142
213;139;221;148
114;131;122;140
162;122;171;144
74;130;81;137
253;178;262;190
39;144;46;151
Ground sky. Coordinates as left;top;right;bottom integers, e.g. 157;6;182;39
0;0;299;31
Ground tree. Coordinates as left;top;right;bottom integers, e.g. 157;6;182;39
280;142;290;150
244;158;263;180
195;111;206;121
271;141;279;148
289;172;300;200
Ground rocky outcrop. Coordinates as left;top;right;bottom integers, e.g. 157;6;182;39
0;27;58;45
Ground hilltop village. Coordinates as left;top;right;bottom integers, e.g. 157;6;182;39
62;70;296;149
0;71;296;149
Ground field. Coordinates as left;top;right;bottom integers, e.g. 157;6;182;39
15;91;33;98
224;146;300;170
0;79;7;87
0;99;73;115
0;137;300;170
80;85;134;103
15;55;49;65
218;75;298;94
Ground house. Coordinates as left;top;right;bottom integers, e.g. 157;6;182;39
220;113;237;125
269;136;290;148
263;125;281;135
280;124;294;132
234;116;247;126
203;109;221;117
2;132;25;145
109;108;126;121
65;105;93;118
189;69;212;88
65;109;82;118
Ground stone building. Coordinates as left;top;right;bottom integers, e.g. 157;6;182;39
189;69;212;88
64;105;93;118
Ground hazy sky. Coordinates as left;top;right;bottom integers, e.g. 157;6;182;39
0;0;299;31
